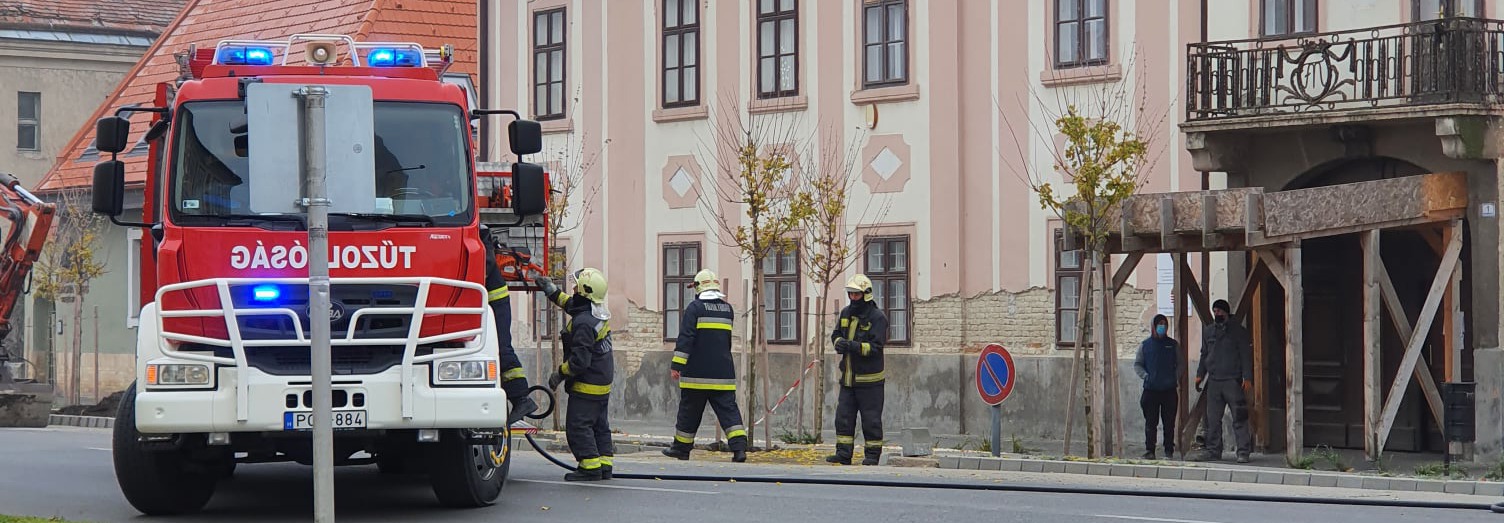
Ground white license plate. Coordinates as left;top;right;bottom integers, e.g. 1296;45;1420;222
283;410;367;430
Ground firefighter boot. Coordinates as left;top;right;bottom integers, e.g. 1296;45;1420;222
861;446;882;466
601;456;614;479
825;443;854;465
565;465;605;482
506;396;538;426
662;442;692;461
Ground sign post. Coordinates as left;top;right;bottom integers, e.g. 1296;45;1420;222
975;344;1016;458
297;86;335;523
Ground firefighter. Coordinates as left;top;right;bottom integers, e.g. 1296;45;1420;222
484;239;537;426
825;274;889;466
535;268;616;481
662;269;748;463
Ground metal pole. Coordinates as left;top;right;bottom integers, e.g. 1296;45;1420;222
990;405;1001;458
297;85;335;523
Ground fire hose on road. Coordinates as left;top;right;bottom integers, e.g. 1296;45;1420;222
516;386;1501;513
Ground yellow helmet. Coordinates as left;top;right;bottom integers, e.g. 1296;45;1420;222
572;267;608;304
691;269;721;293
845;274;874;300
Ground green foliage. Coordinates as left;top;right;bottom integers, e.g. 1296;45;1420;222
1034;104;1148;252
1415;461;1469;480
34;189;107;301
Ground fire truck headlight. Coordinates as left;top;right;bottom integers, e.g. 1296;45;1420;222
149;364;212;386
251;285;281;302
435;360;495;383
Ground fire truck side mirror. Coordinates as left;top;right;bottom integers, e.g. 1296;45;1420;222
508;120;542;156
510;162;547;217
92;160;125;216
96;116;131;154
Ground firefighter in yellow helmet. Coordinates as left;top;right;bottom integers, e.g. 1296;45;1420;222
826;274;889;466
534;268;615;481
663;269;748;462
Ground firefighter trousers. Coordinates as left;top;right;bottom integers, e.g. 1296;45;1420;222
833;384;884;459
670;389;747;452
564;393;614;470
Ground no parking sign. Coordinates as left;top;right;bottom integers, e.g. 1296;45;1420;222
976;343;1015;406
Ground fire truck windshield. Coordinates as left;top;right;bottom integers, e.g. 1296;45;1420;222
169;100;473;228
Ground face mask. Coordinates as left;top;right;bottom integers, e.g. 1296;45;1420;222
1215;315;1226;324
1155;324;1167;336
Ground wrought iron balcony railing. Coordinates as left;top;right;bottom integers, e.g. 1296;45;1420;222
1187;18;1504;121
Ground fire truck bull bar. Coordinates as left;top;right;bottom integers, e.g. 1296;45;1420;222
151;276;490;423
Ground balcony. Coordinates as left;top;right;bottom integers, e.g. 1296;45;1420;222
1186;18;1504;126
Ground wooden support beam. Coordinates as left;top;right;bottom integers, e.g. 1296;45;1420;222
1174;252;1193;457
1121;202;1145;252
1203;193;1223;249
1376;221;1463;452
1252;275;1269;450
1377;261;1447;432
1446;223;1463;383
1256;249;1292;291
1286;242;1305;464
1180;257;1214;324
1420;226;1446;255
1161;197;1181;250
1245;191;1267;246
1111;253;1145;294
1362;230;1382;462
1232;257;1269;327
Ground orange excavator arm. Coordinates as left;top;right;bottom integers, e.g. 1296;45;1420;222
0;172;55;365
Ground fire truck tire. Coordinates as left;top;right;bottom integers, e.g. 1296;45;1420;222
427;428;509;507
111;383;218;515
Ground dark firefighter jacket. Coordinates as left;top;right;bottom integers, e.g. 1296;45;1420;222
546;288;614;398
671;292;736;390
830;300;888;388
483;251;526;381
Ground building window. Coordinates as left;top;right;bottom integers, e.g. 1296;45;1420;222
17;92;39;151
757;0;799;99
1261;0;1317;36
762;246;799;343
533;246;567;340
1055;229;1084;347
863;236;910;344
1414;0;1483;20
861;0;907;88
1054;0;1108;69
663;0;700;108
663;242;701;340
533;8;567;120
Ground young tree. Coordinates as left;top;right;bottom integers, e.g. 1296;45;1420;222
796;123;887;443
1001;47;1171;458
32;187;109;405
536;129;608;431
695;94;814;450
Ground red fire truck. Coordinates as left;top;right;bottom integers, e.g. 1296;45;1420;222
89;34;548;515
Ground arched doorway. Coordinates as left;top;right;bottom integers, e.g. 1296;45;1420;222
1259;157;1460;453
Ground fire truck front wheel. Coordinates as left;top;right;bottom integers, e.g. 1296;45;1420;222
111;383;218;515
427;429;509;507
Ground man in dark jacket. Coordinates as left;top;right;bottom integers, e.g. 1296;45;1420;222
1134;314;1181;459
535;268;615;481
662;269;748;462
826;274;890;466
1192;299;1253;463
484;239;537;426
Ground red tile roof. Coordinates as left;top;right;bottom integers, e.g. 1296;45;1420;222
0;0;186;36
36;0;478;192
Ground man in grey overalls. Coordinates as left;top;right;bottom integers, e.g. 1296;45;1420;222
1191;299;1253;463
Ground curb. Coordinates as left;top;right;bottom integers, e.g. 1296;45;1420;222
934;456;1504;497
49;414;113;429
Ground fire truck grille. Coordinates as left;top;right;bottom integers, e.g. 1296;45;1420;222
228;283;419;341
179;343;408;376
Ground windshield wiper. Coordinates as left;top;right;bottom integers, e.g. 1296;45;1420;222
333;213;434;226
219;213;306;229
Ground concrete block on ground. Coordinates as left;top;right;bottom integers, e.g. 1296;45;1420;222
1231;470;1259;484
1414;479;1446;492
1133;466;1157;478
937;456;961;469
1387;479;1417;491
999;459;1024;472
1063;462;1088;474
888;456;939;468
901;428;934;457
1309;474;1340;488
979;458;1002;471
1336;475;1364;489
1207;469;1233;482
1444;481;1476;495
1361;477;1392;490
1257;471;1284;485
1042;461;1066;473
1088;463;1111;476
1281;473;1311;486
1475;482;1504;497
959;457;982;470
1109;465;1134;477
1180;468;1207;481
1157;467;1183;480
0;392;52;428
1020;460;1044;473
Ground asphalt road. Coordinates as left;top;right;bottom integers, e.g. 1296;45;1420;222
2;426;1500;523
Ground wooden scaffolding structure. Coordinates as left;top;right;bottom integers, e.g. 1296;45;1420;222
1076;171;1469;462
